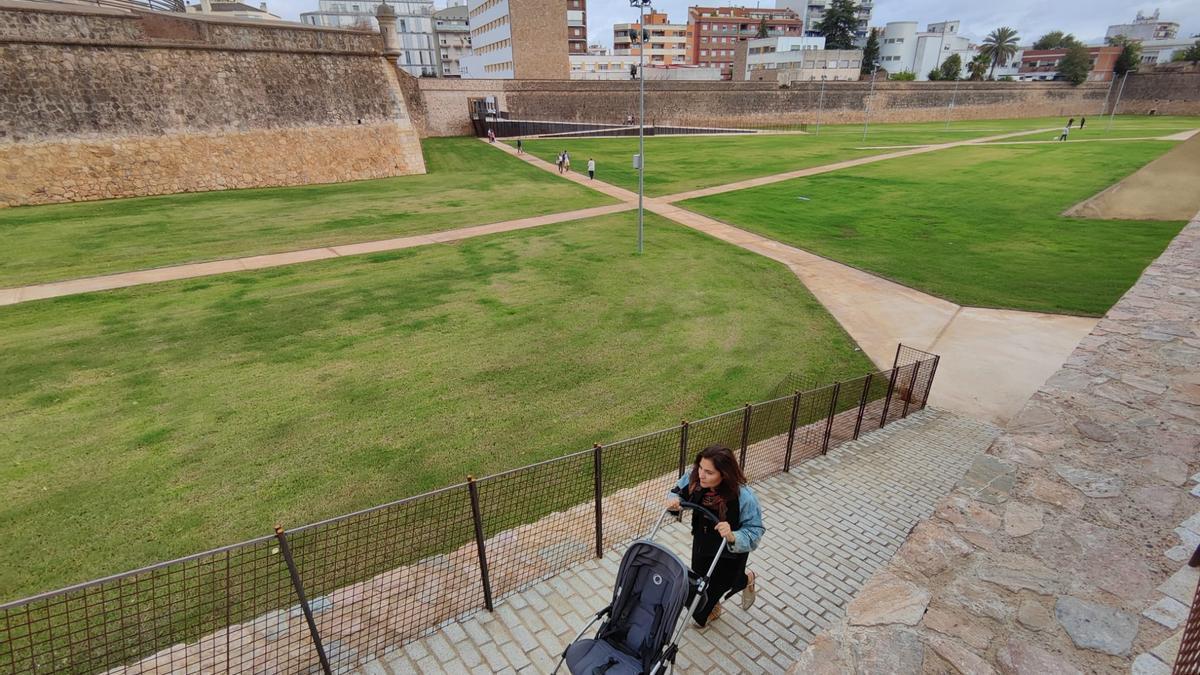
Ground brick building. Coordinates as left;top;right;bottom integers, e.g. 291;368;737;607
687;6;803;78
613;11;689;67
460;0;572;79
1018;46;1122;83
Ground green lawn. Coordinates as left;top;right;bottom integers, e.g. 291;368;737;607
987;115;1200;142
681;141;1187;316
0;138;616;288
513;117;1080;197
0;211;871;600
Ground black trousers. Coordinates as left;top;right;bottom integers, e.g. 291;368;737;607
688;546;749;626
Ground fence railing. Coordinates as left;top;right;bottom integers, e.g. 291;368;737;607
1174;545;1200;674
0;345;939;675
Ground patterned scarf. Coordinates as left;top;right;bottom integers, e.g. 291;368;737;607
687;473;730;522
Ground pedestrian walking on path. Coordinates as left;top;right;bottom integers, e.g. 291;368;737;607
557;151;565;174
1067;118;1075;130
516;138;524;154
487;128;496;143
666;445;764;628
1080;116;1086;129
587;157;596;180
562;151;571;173
1059;124;1070;141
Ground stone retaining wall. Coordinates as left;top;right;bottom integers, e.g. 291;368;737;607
0;2;425;206
791;217;1200;673
408;76;1200;138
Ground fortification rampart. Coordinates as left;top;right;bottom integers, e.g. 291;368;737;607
0;1;425;206
409;76;1200;138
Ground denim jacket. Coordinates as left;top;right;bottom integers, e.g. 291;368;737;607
668;475;765;554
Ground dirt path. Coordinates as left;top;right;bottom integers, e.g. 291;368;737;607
1064;130;1200;221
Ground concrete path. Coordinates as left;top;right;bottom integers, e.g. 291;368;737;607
356;408;1000;675
1064;129;1200;221
0;202;632;307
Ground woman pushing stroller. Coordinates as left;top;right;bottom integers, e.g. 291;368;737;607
666;444;765;628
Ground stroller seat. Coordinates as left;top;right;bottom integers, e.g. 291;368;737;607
563;639;642;674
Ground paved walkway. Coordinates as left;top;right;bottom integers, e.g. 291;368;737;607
355;408;1000;675
0;202;633;306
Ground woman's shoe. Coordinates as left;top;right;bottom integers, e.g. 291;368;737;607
741;571;757;611
707;604;722;624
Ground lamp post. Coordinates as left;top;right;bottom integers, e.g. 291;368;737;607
630;0;651;254
1107;70;1129;132
861;61;879;141
816;75;826;136
945;77;959;130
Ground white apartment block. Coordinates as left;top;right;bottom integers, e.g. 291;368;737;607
878;20;975;80
433;4;470;77
1107;9;1180;42
775;0;873;40
613;11;689;67
300;0;435;76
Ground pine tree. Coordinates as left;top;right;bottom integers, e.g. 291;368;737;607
814;0;860;50
1058;44;1091;85
861;27;880;75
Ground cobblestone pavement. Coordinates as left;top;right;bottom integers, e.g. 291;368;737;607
356;408;999;674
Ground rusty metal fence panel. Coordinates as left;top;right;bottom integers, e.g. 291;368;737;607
1173;547;1200;674
0;346;941;675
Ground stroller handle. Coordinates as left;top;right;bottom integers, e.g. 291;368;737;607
669;499;721;526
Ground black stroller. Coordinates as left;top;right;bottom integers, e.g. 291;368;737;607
553;501;729;675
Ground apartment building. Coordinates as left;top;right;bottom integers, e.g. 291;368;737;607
688;6;804;78
1107;9;1180;42
775;0;872;41
1018;46;1122;82
300;0;435;76
433;3;470;77
877;20;975;80
733;36;862;83
460;0;571;79
185;0;281;21
613;11;689;67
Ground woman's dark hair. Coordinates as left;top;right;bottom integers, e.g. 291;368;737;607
687;444;746;520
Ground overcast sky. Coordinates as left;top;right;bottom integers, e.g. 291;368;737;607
268;0;1199;49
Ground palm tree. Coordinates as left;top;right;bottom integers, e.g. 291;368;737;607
980;26;1020;79
968;53;990;81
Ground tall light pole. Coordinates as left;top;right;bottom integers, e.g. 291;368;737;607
816;75;826;136
1107;70;1129;132
630;0;651;254
861;61;879;141
945;77;959;131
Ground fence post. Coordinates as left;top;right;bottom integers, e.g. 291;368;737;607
738;403;752;468
902;360;923;419
466;477;495;612
678;421;689;478
821;383;840;455
891;343;903;369
783;390;801;472
879;367;900;429
920;356;940;410
853;373;873;440
273;526;333;675
593;444;604;558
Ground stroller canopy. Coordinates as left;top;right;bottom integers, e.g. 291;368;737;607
565;541;692;674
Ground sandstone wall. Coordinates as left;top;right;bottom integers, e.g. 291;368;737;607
1115;71;1200;116
0;2;425;206
412;75;1200;138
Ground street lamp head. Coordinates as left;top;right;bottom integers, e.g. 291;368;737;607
629;0;651;7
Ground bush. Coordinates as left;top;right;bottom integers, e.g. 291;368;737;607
890;71;917;81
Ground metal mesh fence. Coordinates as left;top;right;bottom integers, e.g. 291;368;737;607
1;346;940;674
1176;549;1200;674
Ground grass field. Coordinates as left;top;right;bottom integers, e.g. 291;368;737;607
0;138;616;288
986;115;1200;142
0;211;872;600
512;116;1071;197
681;140;1186;316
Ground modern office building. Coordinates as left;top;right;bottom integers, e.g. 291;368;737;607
433;3;470;77
877;20;975;80
613;10;689;67
1106;9;1180;42
460;0;571;79
775;0;872;40
300;0;436;76
687;6;804;78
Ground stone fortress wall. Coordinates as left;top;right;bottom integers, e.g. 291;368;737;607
408;75;1200;138
0;1;426;207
